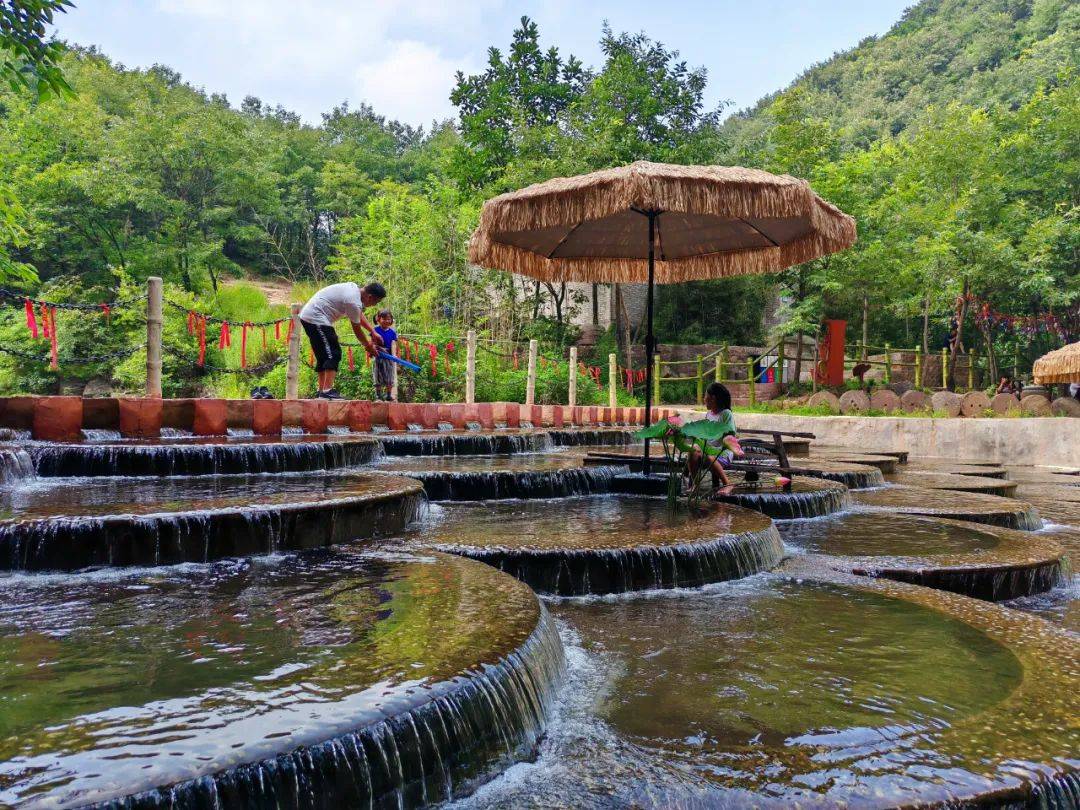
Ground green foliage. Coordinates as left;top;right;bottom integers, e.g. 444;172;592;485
0;0;72;99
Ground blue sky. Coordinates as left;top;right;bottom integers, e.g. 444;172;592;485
53;1;914;126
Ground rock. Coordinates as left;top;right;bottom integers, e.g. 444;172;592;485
807;391;840;414
960;391;991;418
869;389;901;412
1050;397;1080;418
900;390;930;413
930;391;963;418
887;381;913;396
990;393;1020;415
839;390;870;415
81;378;113;398
1020;395;1052;417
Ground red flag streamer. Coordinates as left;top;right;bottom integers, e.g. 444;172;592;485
512;350;519;370
197;315;207;367
218;322;231;350
261;327;267;349
347;347;355;371
187;310;195;335
275;320;281;341
100;303;111;323
286;318;294;344
48;307;58;369
40;304;50;339
240;323;249;368
428;343;438;377
25;299;38;339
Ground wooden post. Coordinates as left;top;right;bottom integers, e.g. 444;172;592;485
722;343;729;382
568;346;578;407
967;353;974;391
145;276;163;398
714;355;721;383
941;347;948;390
777;340;786;387
653;354;661;405
1012;345;1019;380
747;358;756;407
884;343;892;384
608;353;617;409
696;354;704;405
914;345;922;388
286;302;302;400
390;339;399;402
525;338;538;407
812;345;819;394
465;329;476;404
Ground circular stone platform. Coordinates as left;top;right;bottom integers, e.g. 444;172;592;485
814;445;909;464
416;495;784;596
0;473;423;571
809;451;898;474
27;435;383;477
536;563;1079;808
712;475;849;519
780;512;1065;600
901;460;1009;478
0;549;565;808
783;458;884;489
852;486;1041;530
890;471;1018;497
372;454;630;500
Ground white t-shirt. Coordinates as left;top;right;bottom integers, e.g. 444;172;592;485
299;283;366;327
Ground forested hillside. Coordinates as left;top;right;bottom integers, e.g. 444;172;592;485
0;0;1075;397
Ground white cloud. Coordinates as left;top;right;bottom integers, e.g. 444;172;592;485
354;40;474;125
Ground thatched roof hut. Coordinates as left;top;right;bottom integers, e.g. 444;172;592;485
1033;341;1080;385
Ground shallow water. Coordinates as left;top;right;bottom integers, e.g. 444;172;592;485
0;549;559;807
780;512;1001;556
421;495;773;552
454;576;1080;809
0;471;411;519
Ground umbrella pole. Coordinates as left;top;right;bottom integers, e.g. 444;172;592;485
643;211;657;476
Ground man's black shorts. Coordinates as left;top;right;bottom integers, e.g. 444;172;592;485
301;320;342;372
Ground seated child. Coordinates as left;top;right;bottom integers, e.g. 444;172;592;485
372;309;397;402
687;382;743;494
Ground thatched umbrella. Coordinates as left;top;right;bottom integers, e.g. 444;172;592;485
1033;341;1080;385
469;161;856;470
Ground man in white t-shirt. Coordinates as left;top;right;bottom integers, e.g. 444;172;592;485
299;281;386;399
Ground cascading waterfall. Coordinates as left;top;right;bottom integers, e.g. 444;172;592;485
406;464;630;501
0;445;34;486
545;429;636;447
28;437;384;477
714;478;850;519
100;610;566;810
0;481;421;571
379;432;555;456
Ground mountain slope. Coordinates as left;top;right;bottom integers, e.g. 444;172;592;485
721;0;1078;151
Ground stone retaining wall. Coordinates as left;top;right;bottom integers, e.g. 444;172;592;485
729;412;1080;468
0;397;671;441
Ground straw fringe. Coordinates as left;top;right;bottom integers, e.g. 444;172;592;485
1033;341;1080;385
468;161;856;282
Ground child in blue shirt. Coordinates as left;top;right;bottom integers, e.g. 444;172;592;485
372;310;397;401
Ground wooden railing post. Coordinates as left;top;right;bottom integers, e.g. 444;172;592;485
145;276;163;398
777;339;786;388
390;339;399;402
525;338;538;407
653;354;661;405
914;345;922;388
568;346;578;407
714;355;721;383
747;358;756;407
696;354;704;405
722;343;729;382
608;353;617;408
884;343;891;385
967;353;974;391
941;347;948;389
465;329;476;404
285;302;301;400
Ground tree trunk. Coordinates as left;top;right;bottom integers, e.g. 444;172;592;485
793;332;804;387
921;297;930;355
591;283;599;325
947;279;969;391
861;293;869;360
